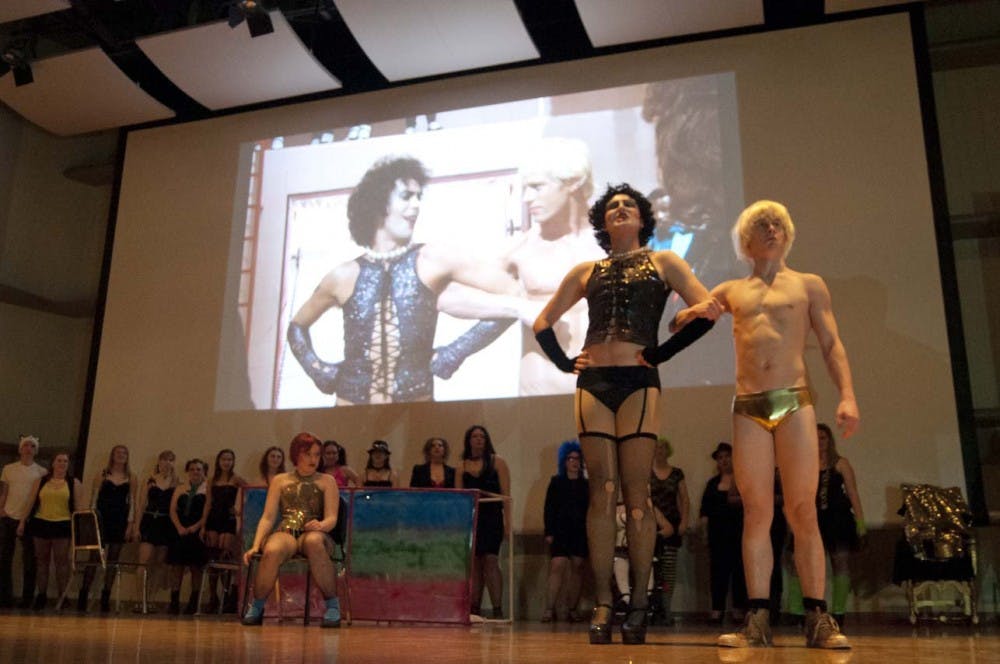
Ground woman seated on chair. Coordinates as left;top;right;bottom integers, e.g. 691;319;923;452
22;452;84;611
242;432;342;627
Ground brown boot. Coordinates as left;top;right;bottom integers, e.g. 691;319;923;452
804;609;851;649
717;608;772;648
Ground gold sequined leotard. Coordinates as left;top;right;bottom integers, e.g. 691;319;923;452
277;472;324;536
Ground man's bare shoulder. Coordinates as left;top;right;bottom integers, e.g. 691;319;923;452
791;270;830;295
711;276;748;297
319;258;360;289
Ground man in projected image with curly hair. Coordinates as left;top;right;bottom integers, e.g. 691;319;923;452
287;156;518;405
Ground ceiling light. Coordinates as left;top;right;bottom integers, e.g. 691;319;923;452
229;1;275;38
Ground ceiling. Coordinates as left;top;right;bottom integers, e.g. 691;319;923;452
0;0;908;136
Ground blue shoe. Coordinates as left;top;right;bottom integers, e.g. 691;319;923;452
241;600;265;626
322;598;341;628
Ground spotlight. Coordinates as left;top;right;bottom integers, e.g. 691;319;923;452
229;0;275;38
0;44;33;88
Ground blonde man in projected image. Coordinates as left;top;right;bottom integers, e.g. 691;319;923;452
439;138;605;396
287;156;519;405
511;138;605;395
672;200;858;649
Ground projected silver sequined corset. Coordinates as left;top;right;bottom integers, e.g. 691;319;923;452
584;249;668;348
277;472;323;535
339;244;437;403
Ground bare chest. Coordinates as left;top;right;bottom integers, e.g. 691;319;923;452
731;280;809;332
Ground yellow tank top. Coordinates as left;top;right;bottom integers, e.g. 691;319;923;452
36;480;71;522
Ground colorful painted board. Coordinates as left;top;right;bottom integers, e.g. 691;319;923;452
347;489;476;623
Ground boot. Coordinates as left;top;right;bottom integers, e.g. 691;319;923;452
184;590;200;615
100;589;112;613
76;584;90;613
242;598;265;626
718;608;772;648
648;588;665;625
222;586;239;614
32;593;47;612
168;591;180;615
205;589;220;614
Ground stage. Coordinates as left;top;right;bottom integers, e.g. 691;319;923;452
1;612;997;663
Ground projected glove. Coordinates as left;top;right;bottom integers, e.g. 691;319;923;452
534;326;577;373
640;317;715;366
287;322;340;394
432;319;514;379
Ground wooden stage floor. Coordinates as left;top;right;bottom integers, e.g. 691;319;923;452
1;612;997;663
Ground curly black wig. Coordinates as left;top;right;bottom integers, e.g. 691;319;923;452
347;156;429;248
587;183;655;252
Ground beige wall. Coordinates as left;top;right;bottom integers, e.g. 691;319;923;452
0;107;115;449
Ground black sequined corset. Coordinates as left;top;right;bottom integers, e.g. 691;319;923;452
340;245;437;403
584;250;668;348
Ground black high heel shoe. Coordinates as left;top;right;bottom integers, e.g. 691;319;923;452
621;608;649;645
589;604;613;645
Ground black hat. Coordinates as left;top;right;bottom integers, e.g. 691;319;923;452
368;440;391;455
711;442;732;460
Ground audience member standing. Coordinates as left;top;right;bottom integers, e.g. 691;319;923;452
541;440;588;623
699;442;747;623
258;446;286;486
457;425;510;619
204;449;246;613
131;450;178;611
168;459;209;615
0;435;47;608
81;444;136;612
409;437;456;488
649;437;689;625
362;441;398;487
25;452;82;610
321;440;360;488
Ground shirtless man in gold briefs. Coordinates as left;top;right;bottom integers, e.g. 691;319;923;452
673;200;859;649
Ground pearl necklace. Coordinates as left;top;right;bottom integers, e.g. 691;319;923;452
364;245;410;261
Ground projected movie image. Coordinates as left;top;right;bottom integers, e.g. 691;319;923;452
220;74;744;410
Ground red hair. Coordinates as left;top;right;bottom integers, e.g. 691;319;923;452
289;432;321;465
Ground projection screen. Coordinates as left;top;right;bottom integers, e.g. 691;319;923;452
88;11;962;530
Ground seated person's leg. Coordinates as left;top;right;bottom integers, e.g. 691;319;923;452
299;531;340;627
252;532;297;600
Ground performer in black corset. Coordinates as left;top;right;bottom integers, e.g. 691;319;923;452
533;183;718;644
287;156;520;405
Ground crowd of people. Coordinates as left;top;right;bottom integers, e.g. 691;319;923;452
1;188;864;652
0;423;516;623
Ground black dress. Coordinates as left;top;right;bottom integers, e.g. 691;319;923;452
95;477;131;544
543;475;588;558
463;458;504;556
817;465;859;551
699;475;746;612
139;481;176;547
167;486;208;566
206;484;239;534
